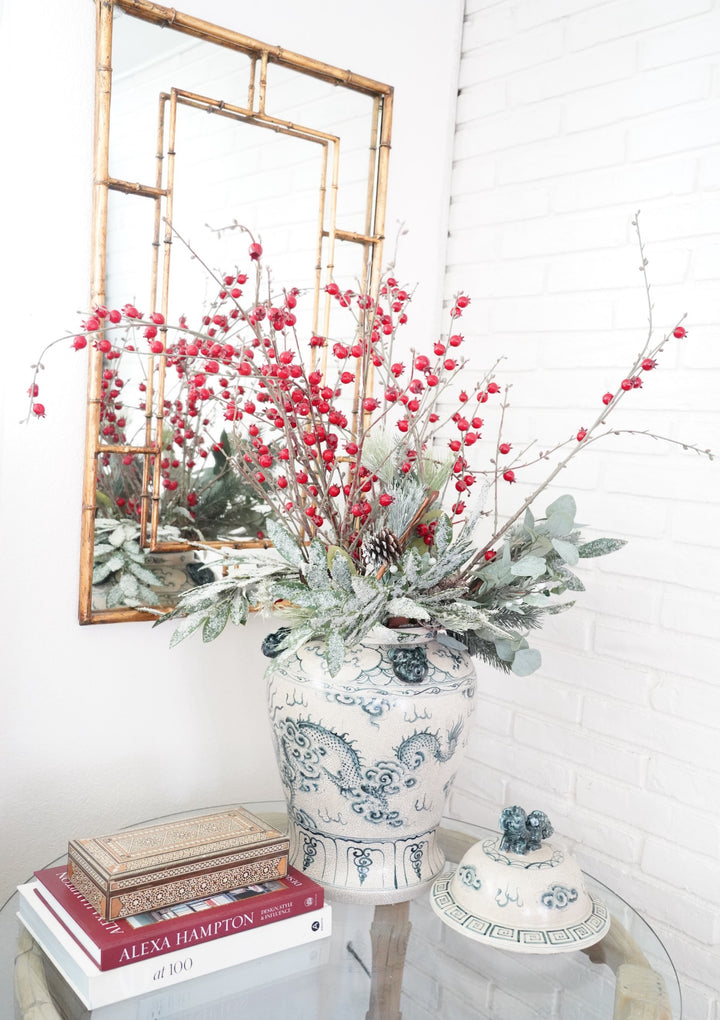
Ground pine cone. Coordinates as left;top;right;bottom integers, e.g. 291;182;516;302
361;529;402;574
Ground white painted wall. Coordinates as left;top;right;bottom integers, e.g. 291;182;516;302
0;0;462;904
443;1;720;1015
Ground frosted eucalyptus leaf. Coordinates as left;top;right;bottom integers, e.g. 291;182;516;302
92;560;118;584
95;554;124;578
510;555;547;578
386;598;431;620
266;519;305;567
494;638;516;662
169;613;207;648
126;560;164;586
434;514;453;555
173;580;238;612
419;586;469;608
107;524;138;547
434;603;510;636
311;589;343;612
476;557;512;585
329;552;353;591
511;647;542;676
105;584;129;609
530;535;553;556
551;538;580;565
271;582;317;608
546;494;576;520
202;600;232;642
119;572;140;598
547;513;575;538
125;548;149;563
351;576;383;605
578;537;627;558
229;590;249;626
135;583;160;605
307;540;331;589
326;629;345;676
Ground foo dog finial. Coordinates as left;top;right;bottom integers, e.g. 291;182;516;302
499;805;553;855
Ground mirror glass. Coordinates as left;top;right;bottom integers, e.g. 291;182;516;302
82;1;392;621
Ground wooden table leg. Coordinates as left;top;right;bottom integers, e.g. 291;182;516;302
365;901;412;1020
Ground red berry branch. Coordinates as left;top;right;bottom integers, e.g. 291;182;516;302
25;214;713;575
466;212;713;566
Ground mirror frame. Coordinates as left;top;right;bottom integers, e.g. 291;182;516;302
80;0;393;625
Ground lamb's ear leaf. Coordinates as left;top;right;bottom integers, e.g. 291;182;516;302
578;538;627;558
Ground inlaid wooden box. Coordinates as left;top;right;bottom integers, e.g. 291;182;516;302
67;807;289;920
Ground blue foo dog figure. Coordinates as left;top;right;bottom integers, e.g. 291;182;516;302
499;805;554;855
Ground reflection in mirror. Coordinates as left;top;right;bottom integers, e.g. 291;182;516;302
81;0;393;623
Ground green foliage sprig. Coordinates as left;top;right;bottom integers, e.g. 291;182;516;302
157;494;623;675
150;214;712;676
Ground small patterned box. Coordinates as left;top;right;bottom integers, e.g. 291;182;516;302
67;806;289;920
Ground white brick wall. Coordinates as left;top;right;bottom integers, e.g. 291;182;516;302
445;0;720;1012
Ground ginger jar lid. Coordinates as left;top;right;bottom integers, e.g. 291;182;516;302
430;806;610;954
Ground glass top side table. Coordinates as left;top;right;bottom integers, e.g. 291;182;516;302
4;803;680;1019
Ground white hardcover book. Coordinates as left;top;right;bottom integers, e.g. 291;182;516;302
18;882;331;1010
45;939;331;1020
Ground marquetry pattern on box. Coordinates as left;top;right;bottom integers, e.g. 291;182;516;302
68;807;289;919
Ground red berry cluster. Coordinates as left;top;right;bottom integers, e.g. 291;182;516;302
32;259;497;550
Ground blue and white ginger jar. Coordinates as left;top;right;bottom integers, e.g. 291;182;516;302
266;630;477;904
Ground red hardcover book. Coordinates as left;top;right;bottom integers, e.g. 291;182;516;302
33;865;324;971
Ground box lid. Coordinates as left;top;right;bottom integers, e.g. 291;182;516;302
68;806;288;884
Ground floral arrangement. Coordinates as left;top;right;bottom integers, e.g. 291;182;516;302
27;216;711;668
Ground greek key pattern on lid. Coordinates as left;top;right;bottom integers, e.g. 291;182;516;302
431;877;609;948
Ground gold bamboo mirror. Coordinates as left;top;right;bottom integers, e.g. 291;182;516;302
81;0;393;624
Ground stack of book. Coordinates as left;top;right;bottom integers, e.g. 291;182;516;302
16;807;331;1011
